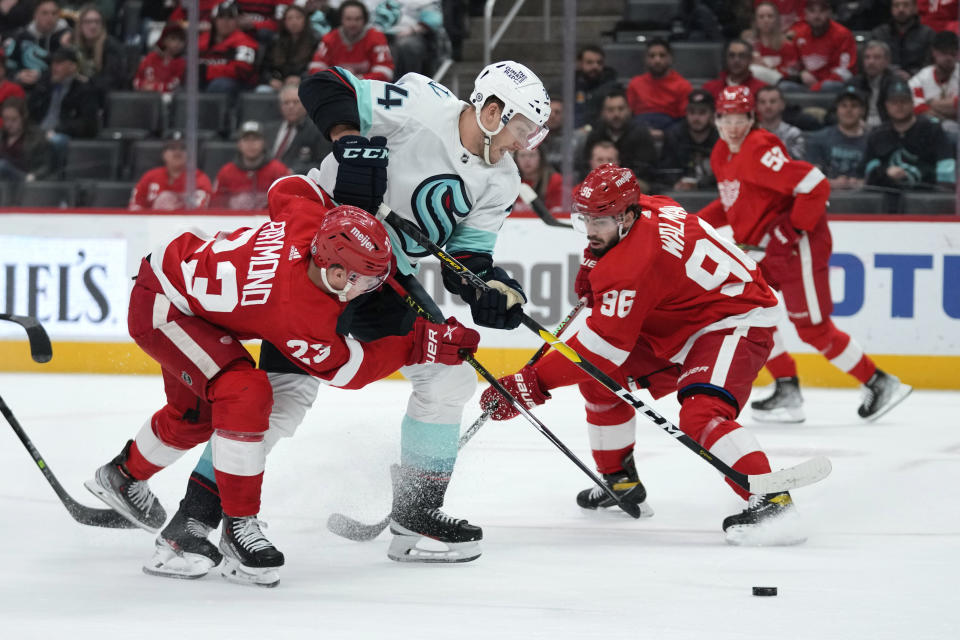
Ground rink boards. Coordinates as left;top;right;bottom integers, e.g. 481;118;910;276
1;209;958;389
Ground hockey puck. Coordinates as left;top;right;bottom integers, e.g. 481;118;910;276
752;587;777;596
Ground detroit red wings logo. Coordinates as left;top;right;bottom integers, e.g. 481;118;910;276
718;179;740;209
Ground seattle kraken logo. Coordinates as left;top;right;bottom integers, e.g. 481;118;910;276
400;175;472;258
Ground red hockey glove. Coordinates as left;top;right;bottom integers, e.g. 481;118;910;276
480;366;551;421
769;214;801;248
574;248;598;307
408;317;480;366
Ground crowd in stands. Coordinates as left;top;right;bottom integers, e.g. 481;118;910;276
0;0;457;208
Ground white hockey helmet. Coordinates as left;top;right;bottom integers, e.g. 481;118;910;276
471;61;551;163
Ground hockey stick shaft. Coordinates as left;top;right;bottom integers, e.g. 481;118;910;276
0;317;134;528
326;300;589;541
378;207;832;494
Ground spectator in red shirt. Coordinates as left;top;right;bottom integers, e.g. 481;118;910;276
213;121;290;210
0;50;26;130
918;0;958;33
308;0;394;81
745;1;800;85
130;131;214;210
626;37;692;140
783;0;857;92
513;147;563;216
134;24;187;93
703;39;769;103
200;0;260;95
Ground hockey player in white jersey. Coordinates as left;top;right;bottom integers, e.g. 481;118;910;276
145;61;550;576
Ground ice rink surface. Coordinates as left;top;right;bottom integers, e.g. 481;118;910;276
0;372;957;639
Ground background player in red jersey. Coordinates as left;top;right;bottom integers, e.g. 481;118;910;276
85;178;479;586
480;164;804;546
699;86;912;423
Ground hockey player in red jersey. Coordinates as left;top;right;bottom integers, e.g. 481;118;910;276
699;85;912;423
480;164;804;545
85;176;480;586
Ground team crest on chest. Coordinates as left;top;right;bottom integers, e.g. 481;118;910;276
400;175;473;257
718;179;740;209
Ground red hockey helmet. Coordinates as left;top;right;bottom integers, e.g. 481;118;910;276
311;205;393;296
572;164;641;217
716;85;754;115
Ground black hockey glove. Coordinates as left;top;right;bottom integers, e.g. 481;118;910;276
459;269;527;330
332;134;389;213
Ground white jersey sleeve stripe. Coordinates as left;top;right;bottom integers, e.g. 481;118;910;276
325;337;366;387
793;167;826;195
576;324;632;366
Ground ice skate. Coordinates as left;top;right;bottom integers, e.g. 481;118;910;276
722;492;806;546
84;440;166;532
387;464;482;563
218;516;284;588
858;370;912;422
143;510;223;579
750;376;805;423
576;452;654;517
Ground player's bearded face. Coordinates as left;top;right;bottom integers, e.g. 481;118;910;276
716;113;752;150
575;214;621;255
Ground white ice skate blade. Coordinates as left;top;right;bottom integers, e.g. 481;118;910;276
725;508;807;547
82;477;161;534
751;406;806;424
142;539;217;580
219;556;280;588
387;524;481;564
860;383;913;423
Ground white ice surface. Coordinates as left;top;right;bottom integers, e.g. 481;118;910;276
0;373;957;639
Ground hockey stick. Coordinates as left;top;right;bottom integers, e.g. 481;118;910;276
0;316;137;528
518;183;573;228
377;206;833;495
326;299;590;541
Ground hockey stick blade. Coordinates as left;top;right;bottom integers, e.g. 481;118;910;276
0;314;53;363
747;456;833;495
326;513;391;542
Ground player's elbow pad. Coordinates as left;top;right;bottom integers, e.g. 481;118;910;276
298;71;362;140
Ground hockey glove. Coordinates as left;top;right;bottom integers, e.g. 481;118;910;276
460;266;527;330
480;366;551;421
574;247;598;307
769;214;801;249
407;317;480;366
332;135;389;213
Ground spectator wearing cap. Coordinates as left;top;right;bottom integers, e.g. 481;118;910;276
213;121;290;209
908;31;959;134
783;0;857;92
626;38;693;141
308;1;394;82
129;133;214;210
7;0;72;88
871;0;935;80
865;79;956;190
263;82;330;174
804;87;869;190
262;4;319;90
199;0;260;95
0;96;56;184
755;85;804;159
133;24;187;92
846;40;898;130
0;51;27;129
27;46;100;163
703;39;769;103
659;88;719;191
574;45;620;129
578;89;658;190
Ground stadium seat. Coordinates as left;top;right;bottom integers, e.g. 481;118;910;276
85;181;136;208
170;93;230;136
237;92;281;126
101;91;165;139
623;1;680;29
64;139;123;180
604;42;723;82
663;190;716;212
129;139;166;179
201;140;238;178
0;181;11;206
903;192;956;215
19;181;78;208
826;191;886;214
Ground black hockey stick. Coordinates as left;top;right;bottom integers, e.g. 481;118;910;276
518;183;573;228
378;206;833;495
0;316;137;528
326;298;591;541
